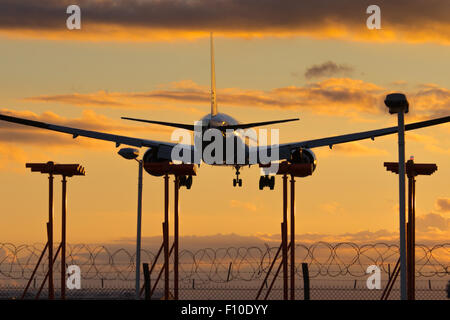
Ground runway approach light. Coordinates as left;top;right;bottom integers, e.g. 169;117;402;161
385;93;409;114
118;148;140;160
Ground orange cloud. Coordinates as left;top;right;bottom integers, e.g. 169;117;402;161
0;143;29;172
409;84;450;120
407;132;450;155
416;213;449;233
0;108;170;142
23;79;450;125
319;201;342;215
229;199;258;212
1;1;449;44
23;90;204;115
23;78;387;118
0;109;171;168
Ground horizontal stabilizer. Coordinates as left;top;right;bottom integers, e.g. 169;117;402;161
218;118;299;130
122;116;299;131
121;117;195;131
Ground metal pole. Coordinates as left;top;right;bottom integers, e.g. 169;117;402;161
290;176;295;300
164;174;170;300
36;243;62;300
61;176;67;300
174;176;179;300
282;174;288;300
407;173;413;300
21;242;48;299
255;243;282;300
150;242;175;299
411;175;416;300
135;160;143;299
397;111;407;300
48;173;54;300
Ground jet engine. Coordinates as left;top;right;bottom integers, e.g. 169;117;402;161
143;147;168;176
142;147;195;189
289;148;317;172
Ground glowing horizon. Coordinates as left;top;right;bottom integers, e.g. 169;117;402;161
0;1;448;245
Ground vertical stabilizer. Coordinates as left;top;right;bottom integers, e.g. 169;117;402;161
210;32;218;116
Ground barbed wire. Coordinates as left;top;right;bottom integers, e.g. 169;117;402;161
1;242;448;284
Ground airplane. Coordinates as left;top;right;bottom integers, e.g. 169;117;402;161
0;33;449;190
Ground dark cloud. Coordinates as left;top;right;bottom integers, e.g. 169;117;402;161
0;0;367;30
304;61;354;79
436;198;450;213
0;1;449;43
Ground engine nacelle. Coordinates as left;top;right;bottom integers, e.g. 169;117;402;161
289;148;317;172
143;147;167;176
143;148;197;183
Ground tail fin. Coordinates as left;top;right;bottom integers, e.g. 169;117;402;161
210;32;218;116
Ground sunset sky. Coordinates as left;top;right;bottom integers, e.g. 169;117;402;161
0;0;449;246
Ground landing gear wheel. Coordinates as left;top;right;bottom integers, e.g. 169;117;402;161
233;166;242;187
259;175;275;190
259;176;264;190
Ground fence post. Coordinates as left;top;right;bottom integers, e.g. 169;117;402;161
143;263;151;300
227;262;232;282
302;263;310;300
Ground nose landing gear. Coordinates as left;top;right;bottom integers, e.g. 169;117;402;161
259;175;275;190
233;166;242;187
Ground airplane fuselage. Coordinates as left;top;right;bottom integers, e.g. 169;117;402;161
198;113;251;166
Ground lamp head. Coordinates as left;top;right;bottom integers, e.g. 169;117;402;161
385;93;409;114
118;148;140;160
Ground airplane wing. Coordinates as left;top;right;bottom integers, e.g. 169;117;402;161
0;113;192;160
275;116;450;159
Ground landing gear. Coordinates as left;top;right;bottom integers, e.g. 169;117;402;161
233;166;243;187
259;175;275;190
179;175;193;189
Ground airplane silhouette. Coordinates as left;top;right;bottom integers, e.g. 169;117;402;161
0;34;449;189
